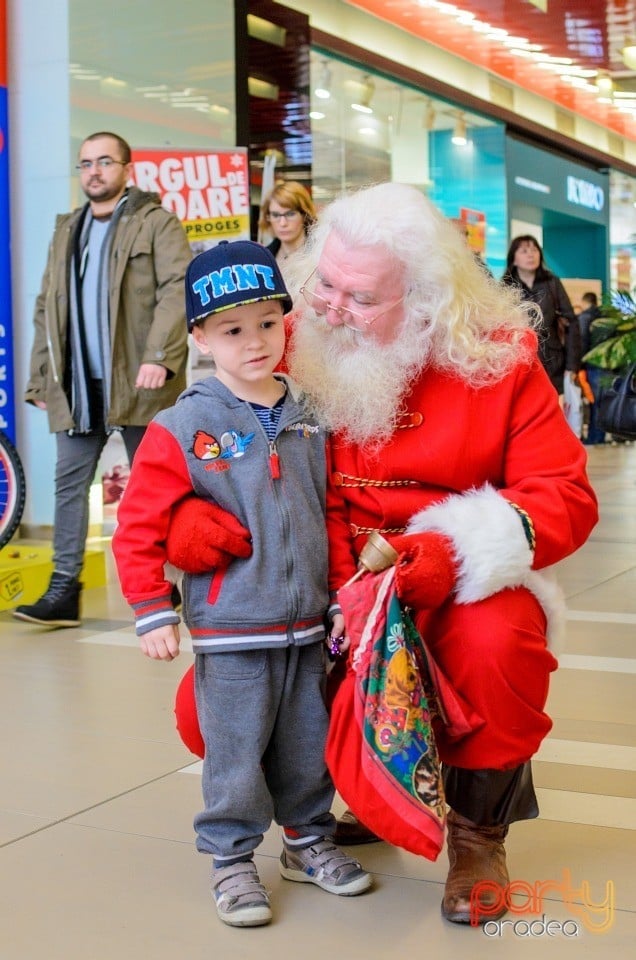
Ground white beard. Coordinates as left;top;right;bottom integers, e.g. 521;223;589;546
288;311;432;447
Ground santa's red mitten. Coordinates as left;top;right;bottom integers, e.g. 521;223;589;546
390;531;457;610
166;495;252;573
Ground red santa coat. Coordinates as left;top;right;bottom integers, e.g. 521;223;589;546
326;351;598;769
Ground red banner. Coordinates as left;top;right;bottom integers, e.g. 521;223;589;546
129;148;250;252
0;0;6;87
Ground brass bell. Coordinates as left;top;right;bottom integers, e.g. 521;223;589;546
343;530;399;586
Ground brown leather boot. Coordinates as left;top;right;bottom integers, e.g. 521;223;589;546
441;810;509;924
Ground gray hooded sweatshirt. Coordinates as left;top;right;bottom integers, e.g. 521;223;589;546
115;374;330;653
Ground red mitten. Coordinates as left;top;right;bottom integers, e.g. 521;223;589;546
390;531;456;610
166;495;252;573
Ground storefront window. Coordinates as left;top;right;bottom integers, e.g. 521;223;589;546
67;0;237;527
309;51;506;273
609;172;636;292
69;0;236;185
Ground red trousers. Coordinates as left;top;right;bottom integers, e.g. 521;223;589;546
414;586;558;770
175;586;558;773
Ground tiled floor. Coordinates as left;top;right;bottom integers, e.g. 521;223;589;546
1;444;635;958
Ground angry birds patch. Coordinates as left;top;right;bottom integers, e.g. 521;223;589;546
192;430;221;461
220;430;255;459
191;428;255;463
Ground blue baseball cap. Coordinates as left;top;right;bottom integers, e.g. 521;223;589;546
185;240;293;331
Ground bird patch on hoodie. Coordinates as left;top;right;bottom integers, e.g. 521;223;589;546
191;429;255;469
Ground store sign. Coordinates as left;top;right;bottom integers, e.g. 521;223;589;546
566;176;605;211
129;148;250;251
514;175;550;195
507;138;608;226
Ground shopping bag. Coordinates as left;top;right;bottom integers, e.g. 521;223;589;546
563;376;583;437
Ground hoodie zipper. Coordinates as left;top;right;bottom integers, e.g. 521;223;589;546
268;440;280;479
250;409;301;631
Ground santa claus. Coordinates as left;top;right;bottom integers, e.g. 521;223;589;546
165;182;598;925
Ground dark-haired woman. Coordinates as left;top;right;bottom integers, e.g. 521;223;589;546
501;235;580;394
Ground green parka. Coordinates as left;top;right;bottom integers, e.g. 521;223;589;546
25;187;192;432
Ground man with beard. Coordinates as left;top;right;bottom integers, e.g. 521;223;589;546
15;131;190;628
165;182;598;925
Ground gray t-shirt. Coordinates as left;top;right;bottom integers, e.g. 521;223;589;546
81;217;110;378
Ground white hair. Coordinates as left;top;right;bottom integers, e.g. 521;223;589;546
287;181;539;385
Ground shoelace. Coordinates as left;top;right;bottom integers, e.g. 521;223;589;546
44;576;77;601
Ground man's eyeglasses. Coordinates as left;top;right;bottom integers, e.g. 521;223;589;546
75;157;127;171
267;210;301;222
299;270;404;333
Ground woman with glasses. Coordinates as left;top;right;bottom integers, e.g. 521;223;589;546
259;180;317;278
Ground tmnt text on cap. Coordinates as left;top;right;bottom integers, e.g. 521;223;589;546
185;239;293;331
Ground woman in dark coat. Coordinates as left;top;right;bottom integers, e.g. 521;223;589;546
501;235;580;393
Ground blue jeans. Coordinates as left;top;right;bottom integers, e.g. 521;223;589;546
584;366;607;445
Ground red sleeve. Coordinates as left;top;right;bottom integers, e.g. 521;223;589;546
326;436;358;593
112;422;194;604
497;358;597;569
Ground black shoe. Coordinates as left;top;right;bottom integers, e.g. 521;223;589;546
333;810;381;846
12;573;82;627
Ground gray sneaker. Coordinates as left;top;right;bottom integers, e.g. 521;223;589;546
212;860;272;927
279;838;372;896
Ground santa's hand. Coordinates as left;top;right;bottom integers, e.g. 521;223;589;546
390;531;456;610
166;495;252;573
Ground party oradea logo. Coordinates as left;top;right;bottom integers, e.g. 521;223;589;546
471;868;615;937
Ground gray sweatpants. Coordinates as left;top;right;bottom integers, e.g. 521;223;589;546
193;642;336;860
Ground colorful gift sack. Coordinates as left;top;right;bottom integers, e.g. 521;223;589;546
326;567;446;861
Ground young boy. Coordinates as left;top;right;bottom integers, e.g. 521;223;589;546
112;240;371;928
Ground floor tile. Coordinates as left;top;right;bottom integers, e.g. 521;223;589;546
1;445;635;959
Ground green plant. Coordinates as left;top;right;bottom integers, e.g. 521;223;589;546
582;290;636;370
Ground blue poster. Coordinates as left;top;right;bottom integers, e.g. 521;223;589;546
0;14;15;443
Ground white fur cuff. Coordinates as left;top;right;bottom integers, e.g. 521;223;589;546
406;484;566;651
406;484;533;604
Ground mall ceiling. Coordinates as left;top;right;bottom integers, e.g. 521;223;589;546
348;0;636;73
346;0;636;140
67;1;636;152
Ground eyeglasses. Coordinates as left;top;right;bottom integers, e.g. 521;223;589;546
299;270;404;333
267;210;301;222
75;157;127;171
